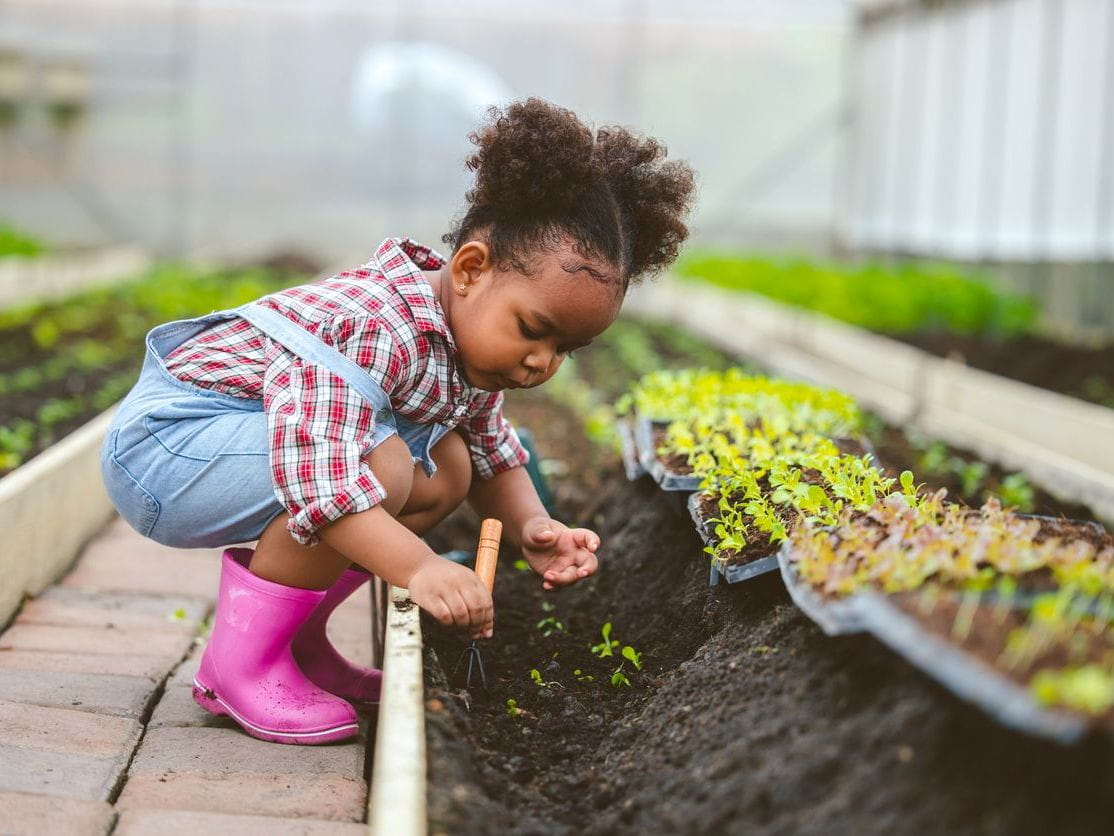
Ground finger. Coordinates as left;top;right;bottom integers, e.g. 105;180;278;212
544;564;581;588
575;552;599;578
463;583;493;631
429;599;453;627
573;529;600;551
448;590;471;631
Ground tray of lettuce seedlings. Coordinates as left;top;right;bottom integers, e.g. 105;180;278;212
620;369;887;588
786;484;1114;744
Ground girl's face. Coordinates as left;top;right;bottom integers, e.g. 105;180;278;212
440;239;623;392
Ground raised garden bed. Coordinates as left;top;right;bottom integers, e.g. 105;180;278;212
0;262;308;477
675;252;1114;408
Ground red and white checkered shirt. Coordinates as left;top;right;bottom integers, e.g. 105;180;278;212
163;237;529;545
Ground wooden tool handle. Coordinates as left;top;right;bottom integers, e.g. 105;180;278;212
474;518;502;592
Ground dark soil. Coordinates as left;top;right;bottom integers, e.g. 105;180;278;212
898;332;1114;408
421;393;1114;836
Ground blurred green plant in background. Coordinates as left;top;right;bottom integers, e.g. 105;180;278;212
676;253;1037;337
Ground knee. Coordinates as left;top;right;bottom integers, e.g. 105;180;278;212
363;434;414;517
434;430;472;510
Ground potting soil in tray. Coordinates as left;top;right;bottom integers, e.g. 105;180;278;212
689;491;780;587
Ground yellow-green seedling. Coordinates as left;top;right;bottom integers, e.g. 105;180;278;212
590;622;620;658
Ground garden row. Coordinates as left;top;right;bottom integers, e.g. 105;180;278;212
676;252;1114;407
619;367;1113;742
0;262;307;475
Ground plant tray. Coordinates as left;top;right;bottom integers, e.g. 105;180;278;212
688;492;780;587
617;417;647;481
635;416;700;492
854;593;1090;745
776;541;868;636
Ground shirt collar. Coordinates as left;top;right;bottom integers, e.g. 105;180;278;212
371;237;451;336
371;237;478;399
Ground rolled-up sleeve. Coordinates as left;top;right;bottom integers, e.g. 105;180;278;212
261;316;404;545
460;391;529;479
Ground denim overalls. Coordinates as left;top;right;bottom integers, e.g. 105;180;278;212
100;303;450;548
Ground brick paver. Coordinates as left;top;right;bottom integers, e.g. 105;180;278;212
117;725;368;821
0;649;173;681
0;702;142;800
0;790;114;835
114;808;367;835
0;514;377;832
0;669;157;718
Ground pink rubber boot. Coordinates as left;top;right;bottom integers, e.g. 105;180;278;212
292;568;383;709
192;548;360;745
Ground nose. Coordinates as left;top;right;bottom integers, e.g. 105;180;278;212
523;347;554;374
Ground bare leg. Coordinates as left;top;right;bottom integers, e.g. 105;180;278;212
248;431;471;589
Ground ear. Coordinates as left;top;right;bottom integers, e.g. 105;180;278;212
449;240;491;296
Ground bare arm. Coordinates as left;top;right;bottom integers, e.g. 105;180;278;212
466;465;548;548
468;464;600;590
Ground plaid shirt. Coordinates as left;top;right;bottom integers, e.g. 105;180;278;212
163;237;528;545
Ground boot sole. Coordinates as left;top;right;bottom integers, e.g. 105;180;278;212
192;678;360;745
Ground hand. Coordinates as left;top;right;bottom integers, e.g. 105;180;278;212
521;517;600;591
407;558;494;639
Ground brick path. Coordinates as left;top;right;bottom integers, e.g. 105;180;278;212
0;517;373;835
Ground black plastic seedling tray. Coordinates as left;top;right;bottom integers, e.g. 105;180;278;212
689;492;781;587
635;416;701;492
853;592;1089;744
777;517;1105;744
776;541;869;635
617;418;648;482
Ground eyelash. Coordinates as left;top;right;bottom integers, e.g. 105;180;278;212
519;321;575;358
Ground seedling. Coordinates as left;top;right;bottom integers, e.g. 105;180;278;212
513;559;531;572
610;666;632;688
529;668;562;690
590;622;619;658
536;616;568;637
506;698;521;718
621;645;644;671
573;668;595;683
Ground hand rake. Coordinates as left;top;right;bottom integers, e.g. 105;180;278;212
454;517;501;689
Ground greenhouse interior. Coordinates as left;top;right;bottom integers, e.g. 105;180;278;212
1;0;1112;833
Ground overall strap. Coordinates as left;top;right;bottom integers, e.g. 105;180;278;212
237;303;395;422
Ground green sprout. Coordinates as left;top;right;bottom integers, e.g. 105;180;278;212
506;698;521;718
590;622;619;658
621;645;643;671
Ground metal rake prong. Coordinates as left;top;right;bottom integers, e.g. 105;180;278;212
454;641;488;690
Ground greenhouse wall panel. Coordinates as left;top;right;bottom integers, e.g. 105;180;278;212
846;0;1114;263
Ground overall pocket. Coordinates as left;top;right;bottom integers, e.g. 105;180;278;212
101;429;161;537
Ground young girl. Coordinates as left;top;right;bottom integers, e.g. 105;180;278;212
100;98;695;745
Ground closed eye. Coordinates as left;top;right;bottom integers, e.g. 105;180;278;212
518;320;541;340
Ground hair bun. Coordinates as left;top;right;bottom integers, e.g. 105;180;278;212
464;98;597;217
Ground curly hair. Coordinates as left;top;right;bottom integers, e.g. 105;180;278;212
442;98;696;291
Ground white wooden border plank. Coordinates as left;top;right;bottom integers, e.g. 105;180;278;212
368;585;426;836
0;408;117;624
